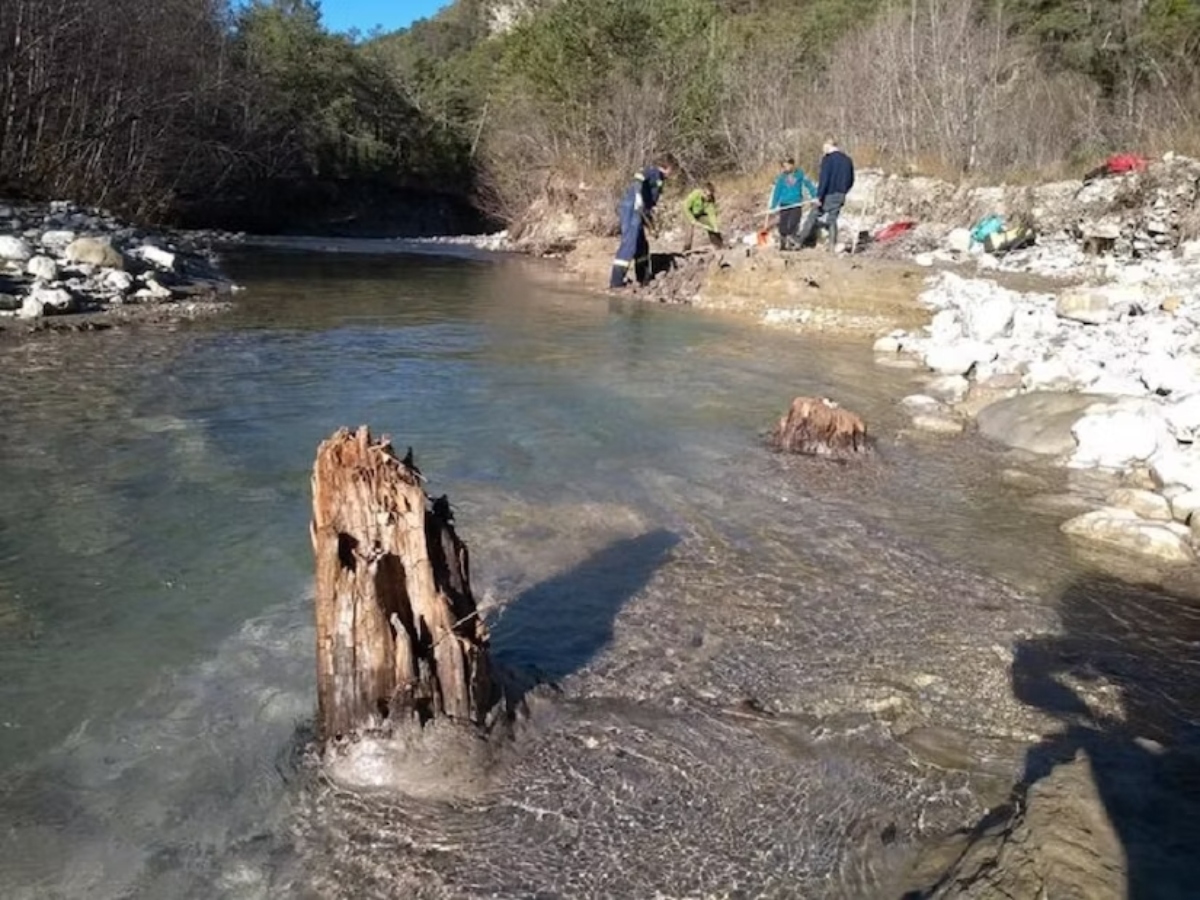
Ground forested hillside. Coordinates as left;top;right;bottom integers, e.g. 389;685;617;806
2;0;1197;228
378;0;1200;218
0;0;476;229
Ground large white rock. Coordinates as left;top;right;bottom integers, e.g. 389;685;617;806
926;374;970;403
873;335;901;354
1061;507;1194;564
102;269;135;293
134;244;177;270
134;277;172;300
28;286;74;313
924;341;997;376
1055;283;1147;325
1150;445;1200;492
39;229;76;250
16;296;43;319
1089;372;1151;397
1139;353;1200;396
928;309;963;342
0;235;33;262
64;237;124;269
25;255;58;281
911;414;964;434
1024;358;1077;391
1106;488;1173;521
976;392;1111;456
964;294;1016;342
1070;404;1173;469
1170;490;1200;523
1163;393;1200;442
946;227;972;254
1009;302;1060;341
901;394;945;415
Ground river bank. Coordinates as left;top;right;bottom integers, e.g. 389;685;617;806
0;199;240;338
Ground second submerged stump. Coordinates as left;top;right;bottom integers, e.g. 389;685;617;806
768;396;869;459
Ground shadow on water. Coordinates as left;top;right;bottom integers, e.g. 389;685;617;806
911;573;1200;898
490;529;679;685
1012;574;1200;897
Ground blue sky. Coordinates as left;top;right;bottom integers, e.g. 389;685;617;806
320;0;451;35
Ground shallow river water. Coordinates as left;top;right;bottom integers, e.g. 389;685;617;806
2;245;1199;899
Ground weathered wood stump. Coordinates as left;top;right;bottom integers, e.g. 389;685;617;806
311;426;498;743
767;396;869;459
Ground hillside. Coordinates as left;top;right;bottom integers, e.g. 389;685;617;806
2;0;1197;230
372;0;1200;222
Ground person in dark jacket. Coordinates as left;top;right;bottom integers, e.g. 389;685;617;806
796;138;855;251
769;158;817;249
610;153;677;289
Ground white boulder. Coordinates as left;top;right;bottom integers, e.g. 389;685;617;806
928;309;963;342
1139;354;1200;396
134;244;177;271
1106;488;1173;521
1170;490;1200;524
39;230;76;250
102;269;135;293
964;294;1016;342
1163;393;1200;442
873;335;901;354
16;296;43;319
926;374;970;403
29;286;74;313
0;236;33;262
1056;283;1148;325
924;341;997;376
64;237;124;269
25;255;58;281
1061;507;1194;564
946;228;972;254
1070;404;1173;469
1150;445;1200;492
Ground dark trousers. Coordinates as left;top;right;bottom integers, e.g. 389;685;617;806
683;218;722;251
778;206;802;247
609;203;650;288
797;192;846;249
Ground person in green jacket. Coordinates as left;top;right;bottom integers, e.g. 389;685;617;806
682;182;722;251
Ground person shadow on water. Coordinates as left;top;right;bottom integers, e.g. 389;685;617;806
909;572;1200;900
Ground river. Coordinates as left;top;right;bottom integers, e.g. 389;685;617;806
1;245;1198;898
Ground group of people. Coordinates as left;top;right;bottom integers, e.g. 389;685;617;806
609;139;856;290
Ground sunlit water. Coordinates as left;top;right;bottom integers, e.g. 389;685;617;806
2;245;1199;898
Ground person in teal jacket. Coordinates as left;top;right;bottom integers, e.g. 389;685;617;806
769;158;817;249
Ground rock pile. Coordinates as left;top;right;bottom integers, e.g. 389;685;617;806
0;199;238;323
852;153;1200;281
876;256;1200;563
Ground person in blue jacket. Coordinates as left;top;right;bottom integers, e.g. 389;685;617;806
796;138;856;251
769;157;817;249
610;153;678;289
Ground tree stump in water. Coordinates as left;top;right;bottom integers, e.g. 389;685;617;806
310;426;498;743
768;396;869;459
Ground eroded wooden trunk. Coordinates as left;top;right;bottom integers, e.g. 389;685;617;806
311;426;496;742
